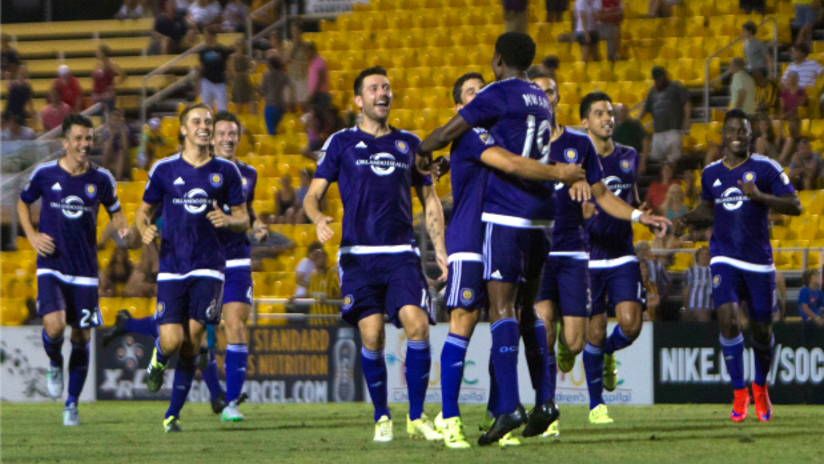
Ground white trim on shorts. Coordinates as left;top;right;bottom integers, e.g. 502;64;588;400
157;269;225;281
448;252;483;263
588;255;638;269
338;245;420;255
549;251;590;260
226;258;251;268
36;269;99;286
481;212;555;229
710;257;776;273
448;260;463;307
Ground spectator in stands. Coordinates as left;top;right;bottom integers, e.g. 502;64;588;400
1;33;20;81
574;0;601;62
306;43;330;108
260;56;295;135
4;64;33;119
153;0;193;54
754;114;780;161
228;37;256;114
502;0;528;33
778;116;803;166
635;240;672;302
740;0;765;14
198;26;233;112
92;45;127;114
222;0;249;32
753;68;778;115
659;183;687;222
124;242;159;298
274;174;297;224
300;104;344;161
598;0;623;61
137;117;166;169
613;103;649;170
39;87;73;131
741;21;772;75
788;137;824;190
307;248;341;326
640;66;690;164
545;0;568;22
729;57;757;115
1;113;36;141
265;30;284;59
294;241;323;300
284;20;311;107
780;71;809;119
794;0;817;48
53;65;85;113
781;43;823;89
681;246;713;322
101;110;135;181
799;269;824;325
100;248;133;298
175;0;193;12
187;0;222;30
116;0;144;19
647;0;679;18
639;260;660;320
646;163;678;210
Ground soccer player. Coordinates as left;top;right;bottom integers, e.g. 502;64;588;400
211;111;269;422
435;72;585;449
575;91;666;424
18;114;129;426
673;109;801;422
134;103;248;432
303;66;446;443
419;32;560;444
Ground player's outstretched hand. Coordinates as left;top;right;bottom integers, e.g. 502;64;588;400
557;163;586;185
314;215;334;243
569;181;592;202
738;180;761;201
639;213;671;237
141;223;158;245
207;201;231;228
436;250;448;283
30;232;55;257
431;156;451;181
671;215;688;236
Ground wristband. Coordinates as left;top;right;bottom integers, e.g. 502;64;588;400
631;209;643;223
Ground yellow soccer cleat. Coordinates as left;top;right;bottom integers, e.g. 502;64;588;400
542;419;560;438
557;338;576;373
498;432;521;447
603;353;617;392
478;412;495;432
434;412;470;449
589;404;614;424
407;413;443;441
163;416;182;433
374;415;393;442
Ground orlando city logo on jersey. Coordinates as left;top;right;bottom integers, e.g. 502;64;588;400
210;173;223;188
460;288;474;305
564;149;578;163
343;295;354;310
85;184;97;199
395;140;409;154
620;159;632;173
743;171;756;183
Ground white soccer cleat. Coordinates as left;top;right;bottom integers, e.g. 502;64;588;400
63;403;79;426
47;365;64;398
221;400;245;422
374;415;393;442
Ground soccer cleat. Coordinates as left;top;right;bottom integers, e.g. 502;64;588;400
374;415;393;442
752;383;772;422
542;419;560;438
498;432;521;447
221;400;245;422
478;404;528;446
589;404;614;424
731;388;751;423
63;403;79;426
101;310;131;347
478;412;495;431
434;413;470;449
164;416;182;433
145;347;168;393
523;399;560;437
211;390;227;415
557;338;575;373
47;365;64;398
603;353;617;392
407;413;443;441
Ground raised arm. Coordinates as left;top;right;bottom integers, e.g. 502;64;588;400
672;198;714;235
415;183;447;280
479;146;585;183
591;182;670;235
739;181;802;216
419;113;473;155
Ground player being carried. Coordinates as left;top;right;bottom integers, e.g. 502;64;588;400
673;109;801;422
433;72;585;449
19;114;130;426
304;66;447;443
134;103;249;432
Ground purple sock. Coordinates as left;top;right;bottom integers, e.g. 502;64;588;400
66;341;89;407
750;334;775;387
154;339;169;365
547;353;557;402
487;356;498;417
361;347;390;422
166;355;197;419
583;342;605;410
522;320;549;405
225;344;248;402
124;316;159;338
200;349;222;401
42;330;64;368
490;318;520;415
440;333;468;419
405;339;431;421
720;334;746;390
603;325;633;355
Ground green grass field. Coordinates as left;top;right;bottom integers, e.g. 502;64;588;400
2;402;823;463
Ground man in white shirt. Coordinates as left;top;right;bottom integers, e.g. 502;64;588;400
781;43;823;89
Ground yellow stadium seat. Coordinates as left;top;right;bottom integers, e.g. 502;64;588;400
1;299;29;325
669;252;694;271
684;16;709;37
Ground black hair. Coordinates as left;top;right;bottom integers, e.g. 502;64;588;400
179;103;212;126
353;66;387;95
542;55;559;70
214;111;241;131
802;269;818;287
742;20;757;34
723;109;748;125
452;72;484;105
268;56;283;71
494;32;536;71
62;114;93;137
526;66;549;80
794;42;810;55
308;241;323;254
579;91;613;120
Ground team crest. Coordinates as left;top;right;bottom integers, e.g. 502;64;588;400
156;301;166;317
210;173;223;188
564;149;579;163
242;177;248;187
343;295;354;310
712;275;721;288
460;288;474;305
743;171;756;183
85;184;97;199
620;160;632;173
480;133;495;145
395;140;409;154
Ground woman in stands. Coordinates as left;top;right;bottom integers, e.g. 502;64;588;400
100;248;134;298
754;114;780;161
91;45;127;114
4;64;33;119
228;37;256;114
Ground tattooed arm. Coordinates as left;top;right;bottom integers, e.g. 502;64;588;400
416;183;447;282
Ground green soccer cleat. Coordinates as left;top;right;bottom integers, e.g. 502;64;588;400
603;353;617;392
220;400;245;422
542;419;560;438
589;404;614;424
163;416;182;433
557;338;576;374
478;412;495;431
499;432;520;447
434;413;470;449
374;415;393;442
407;413;443;441
145;347;168;393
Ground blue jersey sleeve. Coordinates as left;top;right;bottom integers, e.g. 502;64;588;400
583;139;605;186
315;133;342;183
458;129;497;163
143;161;165;205
99;169;121;214
19;168;45;204
763;160;795;198
458;84;506;128
225;163;245;207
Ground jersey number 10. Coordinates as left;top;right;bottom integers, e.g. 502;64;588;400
521;114;551;164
